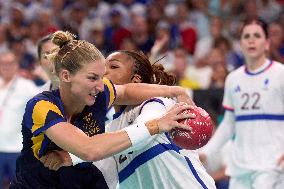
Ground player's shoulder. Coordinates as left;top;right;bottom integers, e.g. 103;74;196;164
27;89;61;108
141;97;175;109
271;61;284;71
228;65;245;77
225;65;245;83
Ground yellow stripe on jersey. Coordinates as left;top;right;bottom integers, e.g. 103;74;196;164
103;78;116;108
31;100;63;133
31;134;44;159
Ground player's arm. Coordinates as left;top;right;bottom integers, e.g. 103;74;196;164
200;110;235;160
48;99;175;167
43;103;193;162
114;83;195;106
200;74;235;161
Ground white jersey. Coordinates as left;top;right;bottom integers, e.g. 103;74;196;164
221;59;284;175
107;97;216;189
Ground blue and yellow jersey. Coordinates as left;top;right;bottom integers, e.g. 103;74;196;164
21;78;116;159
13;78;115;188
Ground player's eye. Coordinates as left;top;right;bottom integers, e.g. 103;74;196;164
242;33;250;39
110;65;119;69
88;76;99;81
254;33;261;38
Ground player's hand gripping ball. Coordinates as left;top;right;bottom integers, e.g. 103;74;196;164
170;106;213;150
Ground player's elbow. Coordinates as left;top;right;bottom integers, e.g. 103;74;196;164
79;147;105;162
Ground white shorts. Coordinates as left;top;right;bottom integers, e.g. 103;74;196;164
229;170;284;189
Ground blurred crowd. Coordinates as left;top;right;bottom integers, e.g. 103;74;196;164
0;0;283;89
0;0;283;188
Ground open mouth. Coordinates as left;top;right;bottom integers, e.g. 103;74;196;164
248;47;256;51
89;92;98;100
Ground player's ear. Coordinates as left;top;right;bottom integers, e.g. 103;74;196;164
131;74;142;83
60;69;71;83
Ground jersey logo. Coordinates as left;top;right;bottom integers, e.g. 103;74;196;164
82;112;101;136
263;78;269;90
234;85;241;93
119;151;133;164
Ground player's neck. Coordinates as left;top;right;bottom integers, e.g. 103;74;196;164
59;87;85;119
245;55;267;71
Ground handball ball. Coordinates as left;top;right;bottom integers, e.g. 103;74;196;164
170;106;213;150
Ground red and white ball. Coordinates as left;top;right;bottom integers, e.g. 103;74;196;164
170;106;213;150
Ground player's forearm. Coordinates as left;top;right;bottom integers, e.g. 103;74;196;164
53;123;159;162
202;111;235;156
115;83;192;105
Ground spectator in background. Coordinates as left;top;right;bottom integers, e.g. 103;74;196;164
130;15;154;53
25;20;43;57
65;2;88;37
257;0;282;23
36;7;59;37
176;2;197;55
209;49;228;89
194;16;225;61
119;37;138;51
268;22;284;63
35;34;59;92
170;46;195;90
9;36;36;83
85;18;113;56
105;8;131;50
183;48;227;90
213;36;244;71
149;20;181;72
0;51;39;189
190;0;210;40
146;2;164;38
0;24;9;54
7;3;28;40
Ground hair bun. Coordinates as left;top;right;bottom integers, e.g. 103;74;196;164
52;31;75;48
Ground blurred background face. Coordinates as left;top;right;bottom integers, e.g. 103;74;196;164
240;23;268;60
105;52;134;85
0;53;19;81
268;23;284;48
40;40;57;75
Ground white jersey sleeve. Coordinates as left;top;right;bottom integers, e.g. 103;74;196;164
202;110;235;157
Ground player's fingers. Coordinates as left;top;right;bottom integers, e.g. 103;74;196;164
40;154;49;164
51;161;61;171
171;104;192;115
175;113;195;120
43;156;54;168
174;122;192;131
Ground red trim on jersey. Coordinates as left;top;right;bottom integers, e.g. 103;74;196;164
223;105;234;111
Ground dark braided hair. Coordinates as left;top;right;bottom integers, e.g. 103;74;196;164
118;50;176;86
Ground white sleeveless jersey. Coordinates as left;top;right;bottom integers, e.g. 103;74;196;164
107;98;216;189
223;59;284;175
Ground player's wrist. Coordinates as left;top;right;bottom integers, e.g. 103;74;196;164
145;119;159;135
124;122;151;146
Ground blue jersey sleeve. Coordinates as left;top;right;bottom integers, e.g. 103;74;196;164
27;99;66;136
103;78;117;109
